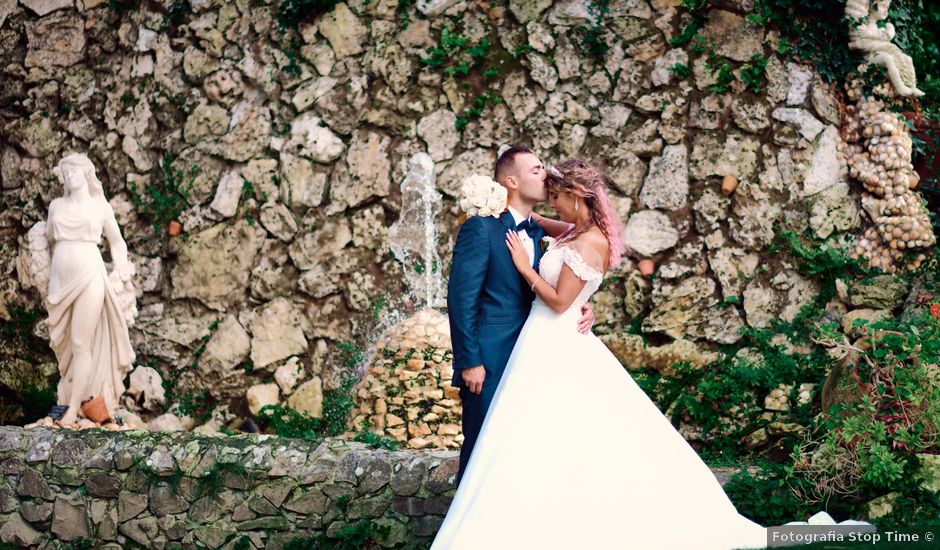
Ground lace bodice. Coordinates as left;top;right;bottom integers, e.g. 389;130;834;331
536;242;603;313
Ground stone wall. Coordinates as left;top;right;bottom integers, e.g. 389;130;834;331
0;425;459;548
0;0;866;420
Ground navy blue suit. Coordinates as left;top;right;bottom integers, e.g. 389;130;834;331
447;210;545;484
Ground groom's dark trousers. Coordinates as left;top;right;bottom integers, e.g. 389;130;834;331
447;211;544;485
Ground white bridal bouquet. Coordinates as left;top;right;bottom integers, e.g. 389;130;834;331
459;174;507;218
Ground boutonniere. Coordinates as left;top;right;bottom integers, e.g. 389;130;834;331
541;236;555;253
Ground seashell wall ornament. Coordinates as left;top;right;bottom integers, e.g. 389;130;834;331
838;76;935;273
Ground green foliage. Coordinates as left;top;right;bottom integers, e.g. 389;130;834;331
159;319;221;422
792;312;940;503
723;461;817;526
67;539;94;550
129;152;198;236
739;53;769;94
107;0;140;15
257;404;323;439
172;390;212;423
577;0;612;60
16;384;57;422
276;0;340;30
510;43;534;59
0;305;57;425
322;374;358;437
420;28;476;69
257;341;366;440
772;231;870;305
162;0;190;29
889;0;940;105
420;26;508;130
748;0;859;83
279;38;304;77
282;520;392;550
634;232;870;459
195;461;252;501
395;0;417;29
887;1;940;233
0;306;45;362
669;0;711;47
705;48;735;94
667;62;691;80
353;425;400;451
456;92;502;130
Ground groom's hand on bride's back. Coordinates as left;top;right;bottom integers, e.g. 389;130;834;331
577;304;595;335
462;365;486;395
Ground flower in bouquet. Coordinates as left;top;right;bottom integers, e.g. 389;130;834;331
459;174;507;218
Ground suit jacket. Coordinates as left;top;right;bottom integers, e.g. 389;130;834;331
447;210;545;388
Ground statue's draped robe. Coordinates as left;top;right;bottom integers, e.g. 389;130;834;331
46;199;135;415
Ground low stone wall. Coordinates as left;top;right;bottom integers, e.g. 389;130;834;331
0;426;458;549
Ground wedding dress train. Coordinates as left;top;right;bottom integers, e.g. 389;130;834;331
432;243;768;549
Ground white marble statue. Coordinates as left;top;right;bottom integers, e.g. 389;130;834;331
846;0;925;97
36;153;138;425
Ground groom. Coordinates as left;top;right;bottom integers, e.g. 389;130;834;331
447;146;594;484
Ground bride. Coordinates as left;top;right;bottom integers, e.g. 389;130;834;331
432;160;768;549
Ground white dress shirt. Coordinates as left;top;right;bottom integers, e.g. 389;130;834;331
507;206;536;267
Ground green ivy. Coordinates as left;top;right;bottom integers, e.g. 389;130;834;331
739;53;769;94
748;0;859;84
276;0;340;31
577;0;612;60
705;49;735;94
420;26;509;130
670;0;712;47
128;152;198;237
158;318;222;422
667;62;691;80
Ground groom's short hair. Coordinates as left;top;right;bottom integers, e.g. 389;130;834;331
495;145;535;183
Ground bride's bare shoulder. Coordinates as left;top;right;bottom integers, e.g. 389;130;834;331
572;229;608;254
569;231;607;271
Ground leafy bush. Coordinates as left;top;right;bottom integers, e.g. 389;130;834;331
792;312;940;503
724;461;817;526
257;403;323;439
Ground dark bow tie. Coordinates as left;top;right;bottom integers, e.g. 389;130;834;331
515;218;538;238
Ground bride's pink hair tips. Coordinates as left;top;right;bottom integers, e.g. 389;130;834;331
546;160;623;267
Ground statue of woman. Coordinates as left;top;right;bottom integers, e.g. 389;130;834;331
45;153;136;426
845;0;925;97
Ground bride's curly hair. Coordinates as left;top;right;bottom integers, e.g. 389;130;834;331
546;159;623;267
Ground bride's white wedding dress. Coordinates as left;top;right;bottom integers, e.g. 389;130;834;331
432;243;768;549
